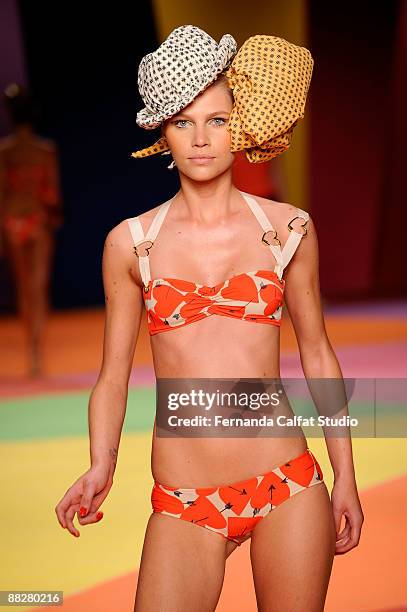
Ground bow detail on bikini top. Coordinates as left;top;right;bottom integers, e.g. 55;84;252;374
127;191;309;336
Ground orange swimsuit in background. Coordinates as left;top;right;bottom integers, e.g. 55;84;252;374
2;162;59;245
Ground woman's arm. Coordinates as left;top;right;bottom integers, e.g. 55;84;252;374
0;148;4;255
55;221;144;536
283;216;352;474
89;221;144;474
283;215;364;554
41;142;64;229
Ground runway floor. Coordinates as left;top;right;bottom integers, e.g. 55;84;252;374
0;300;406;611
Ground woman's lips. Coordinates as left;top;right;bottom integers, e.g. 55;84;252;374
189;156;215;164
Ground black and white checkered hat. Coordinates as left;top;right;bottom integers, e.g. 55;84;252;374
136;25;237;130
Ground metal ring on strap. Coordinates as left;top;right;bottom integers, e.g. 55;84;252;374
288;216;308;236
261;229;281;247
133;240;154;257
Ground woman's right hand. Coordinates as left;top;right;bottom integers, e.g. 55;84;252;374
55;463;113;537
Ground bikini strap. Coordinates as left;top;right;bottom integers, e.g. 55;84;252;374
241;191;310;278
127;198;173;290
239;191;284;278
281;207;310;271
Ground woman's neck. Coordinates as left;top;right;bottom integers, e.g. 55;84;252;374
14;124;34;139
175;169;242;224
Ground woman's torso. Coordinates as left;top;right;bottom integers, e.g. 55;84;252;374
0;135;57;216
128;190;308;487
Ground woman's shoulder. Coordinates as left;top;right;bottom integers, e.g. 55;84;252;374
126;200;165;224
245;193;313;248
245;193;307;223
35;137;57;153
0;134;17;154
0;135;57;160
107;199;167;252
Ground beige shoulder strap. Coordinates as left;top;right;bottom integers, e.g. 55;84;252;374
281;207;310;269
240;191;309;277
239;191;284;279
127;198;173;289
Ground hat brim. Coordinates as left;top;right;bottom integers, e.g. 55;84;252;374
131;135;169;159
131;60;229;159
135;33;236;132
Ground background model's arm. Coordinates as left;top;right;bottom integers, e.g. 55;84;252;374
89;221;144;476
42;142;64;228
0;147;5;254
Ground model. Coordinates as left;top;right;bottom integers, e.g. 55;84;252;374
0;84;63;376
55;26;364;612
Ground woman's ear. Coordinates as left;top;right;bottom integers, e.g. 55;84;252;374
160;124;168;145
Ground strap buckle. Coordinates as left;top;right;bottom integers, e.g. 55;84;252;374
288;216;308;236
133;240;154;257
262;229;281;247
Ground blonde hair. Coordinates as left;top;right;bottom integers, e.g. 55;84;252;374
160;71;233;136
212;71;233;102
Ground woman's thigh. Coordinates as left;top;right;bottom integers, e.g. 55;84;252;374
134;512;228;612
31;228;53;290
6;239;29;288
250;481;336;612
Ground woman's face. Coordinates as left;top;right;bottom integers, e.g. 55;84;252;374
162;79;235;181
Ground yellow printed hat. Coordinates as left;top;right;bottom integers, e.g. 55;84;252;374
225;35;314;162
131;33;313;163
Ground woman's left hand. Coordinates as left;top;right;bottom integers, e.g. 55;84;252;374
331;475;364;555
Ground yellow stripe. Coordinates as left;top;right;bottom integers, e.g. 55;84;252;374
0;433;152;603
1;434;405;605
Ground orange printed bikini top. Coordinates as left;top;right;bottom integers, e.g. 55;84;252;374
3;162;59;205
127;191;309;336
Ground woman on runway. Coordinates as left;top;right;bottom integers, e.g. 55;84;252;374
0;84;63;376
55;26;363;611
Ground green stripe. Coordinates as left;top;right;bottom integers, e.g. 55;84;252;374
0;388;156;441
1;390;404;442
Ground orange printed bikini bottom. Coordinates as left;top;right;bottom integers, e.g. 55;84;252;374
151;447;324;546
3;210;46;245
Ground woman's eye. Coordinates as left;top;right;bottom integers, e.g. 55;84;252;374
174;120;188;128
172;118;226;127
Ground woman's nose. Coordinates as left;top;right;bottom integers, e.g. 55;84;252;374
192;125;209;147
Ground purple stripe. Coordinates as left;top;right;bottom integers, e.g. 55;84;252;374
281;342;407;377
323;300;407;318
0;365;156;399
